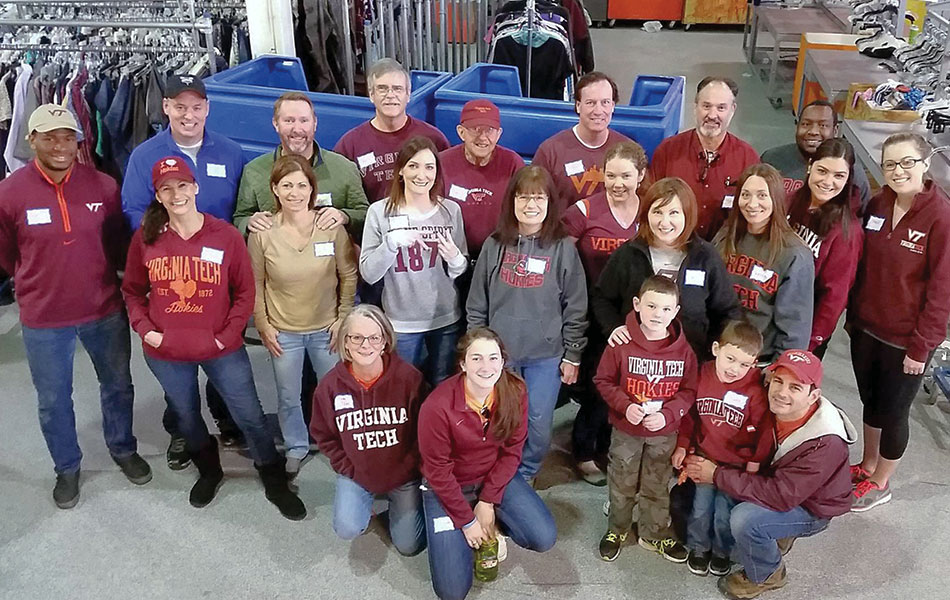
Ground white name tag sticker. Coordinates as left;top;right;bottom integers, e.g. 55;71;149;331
684;269;706;286
206;163;227;178
314;242;335;257
448;184;468;201
200;247;224;264
316;193;333;207
357;152;376;169
642;400;663;415
388;215;410;230
749;265;774;283
564;159;585;176
722;195;735;209
526;257;546;274
333;394;354;411
26;208;52;225
866;215;885;231
433;516;455;533
723;391;749;410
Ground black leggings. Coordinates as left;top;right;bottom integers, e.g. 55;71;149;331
850;328;930;460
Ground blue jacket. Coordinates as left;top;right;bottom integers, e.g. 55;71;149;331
121;127;246;230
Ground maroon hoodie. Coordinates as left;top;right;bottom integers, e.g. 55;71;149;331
594;312;699;438
418;374;528;529
848;181;950;362
677;361;772;467
310;355;426;494
121;215;254;362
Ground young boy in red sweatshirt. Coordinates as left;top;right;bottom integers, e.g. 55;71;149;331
594;275;699;563
673;320;772;577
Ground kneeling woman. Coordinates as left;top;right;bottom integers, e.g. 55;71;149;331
122;157;305;520
310;305;428;555
419;328;557;600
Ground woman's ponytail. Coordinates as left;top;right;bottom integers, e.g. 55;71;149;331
141;200;169;245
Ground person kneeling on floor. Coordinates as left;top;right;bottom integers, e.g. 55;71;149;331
685;349;856;599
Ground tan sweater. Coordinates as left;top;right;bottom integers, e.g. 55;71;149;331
249;212;358;333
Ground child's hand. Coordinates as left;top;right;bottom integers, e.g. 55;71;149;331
625;403;645;425
746;461;760;473
643;412;667;432
671;447;687;469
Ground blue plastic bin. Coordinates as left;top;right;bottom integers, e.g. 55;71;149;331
203;56;452;162
433;63;684;161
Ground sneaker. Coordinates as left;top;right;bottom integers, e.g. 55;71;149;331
112;453;152;485
638;537;688;563
219;428;247;450
603;499;610;516
687;549;710;576
709;553;732;576
776;537;795;556
166;436;191;471
497;535;508;562
851;480;891;512
577;460;607;486
53;471;80;509
849;464;872;486
717;564;787;599
599;530;627;561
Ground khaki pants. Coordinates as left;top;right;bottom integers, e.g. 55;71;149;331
607;429;676;541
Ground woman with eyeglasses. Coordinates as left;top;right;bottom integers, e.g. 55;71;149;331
713;164;814;363
419;327;556;600
786;139;863;359
466;165;588;481
310;304;428;554
847;132;950;513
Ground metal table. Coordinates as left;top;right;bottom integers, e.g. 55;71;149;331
796;47;895;116
840;119;950;190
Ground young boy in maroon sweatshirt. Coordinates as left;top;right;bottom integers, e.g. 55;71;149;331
594;275;699;563
673;320;772;577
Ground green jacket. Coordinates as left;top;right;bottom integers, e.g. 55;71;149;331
234;144;369;238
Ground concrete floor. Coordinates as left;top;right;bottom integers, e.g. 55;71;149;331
3;25;950;600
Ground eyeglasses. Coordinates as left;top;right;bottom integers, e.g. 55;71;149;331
881;156;927;171
345;334;384;347
373;84;406;96
697;151;719;184
463;125;499;138
514;194;548;204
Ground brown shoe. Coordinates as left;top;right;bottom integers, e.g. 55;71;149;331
776;537;795;556
717;564;787;599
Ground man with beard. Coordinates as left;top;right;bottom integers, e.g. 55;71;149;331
760;100;871;215
651;77;759;240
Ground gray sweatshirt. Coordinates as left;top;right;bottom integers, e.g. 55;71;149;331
360;199;468;333
466;234;588;363
713;231;814;361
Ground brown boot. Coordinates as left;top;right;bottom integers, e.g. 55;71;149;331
717;563;787;599
777;537;795;556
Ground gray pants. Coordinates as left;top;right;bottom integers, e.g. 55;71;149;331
607;429;676;541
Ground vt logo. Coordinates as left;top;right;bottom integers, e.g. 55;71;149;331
646;374;664;384
907;229;926;243
570;166;604;196
86;202;102;212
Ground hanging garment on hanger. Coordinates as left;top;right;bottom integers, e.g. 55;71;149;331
296;0;346;93
4;63;32;173
491;34;573;99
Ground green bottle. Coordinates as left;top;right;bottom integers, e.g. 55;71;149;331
474;538;499;582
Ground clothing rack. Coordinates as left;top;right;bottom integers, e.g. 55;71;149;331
0;43;199;54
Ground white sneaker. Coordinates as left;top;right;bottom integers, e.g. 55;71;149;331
603;499;610;516
497;535;508;562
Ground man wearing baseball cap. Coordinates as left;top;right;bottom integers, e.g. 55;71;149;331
0;104;151;509
121;73;247;469
685;349;856;599
438;99;524;260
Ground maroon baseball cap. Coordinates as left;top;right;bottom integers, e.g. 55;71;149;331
152;156;196;189
459;99;501;129
767;349;823;387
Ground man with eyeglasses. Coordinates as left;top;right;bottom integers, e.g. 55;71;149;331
334;58;449;203
439;99;524;260
533;72;632;215
760;100;871;215
651;77;759;240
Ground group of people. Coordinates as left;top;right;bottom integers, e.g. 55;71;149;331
1;55;949;600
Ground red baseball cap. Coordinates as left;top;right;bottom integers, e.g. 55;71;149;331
459;99;501;129
152;156;196;189
767;349;823;387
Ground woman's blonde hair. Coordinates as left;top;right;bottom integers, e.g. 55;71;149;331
338;305;396;361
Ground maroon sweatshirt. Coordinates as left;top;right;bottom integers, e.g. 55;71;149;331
310;355;426;494
677;361;772;467
121;215;254;362
594;311;699;438
418;374;529;528
787;191;864;351
848;181;950;362
0;161;127;328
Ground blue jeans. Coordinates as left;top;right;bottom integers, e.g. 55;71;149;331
508;356;563;479
144;347;279;465
395;320;461;386
687;483;738;556
333;475;426;556
21;311;136;474
422;474;556;600
271;329;339;459
731;502;830;583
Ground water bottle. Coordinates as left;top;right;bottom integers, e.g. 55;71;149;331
474;538;499;582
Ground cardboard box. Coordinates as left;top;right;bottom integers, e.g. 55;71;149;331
843;83;920;123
